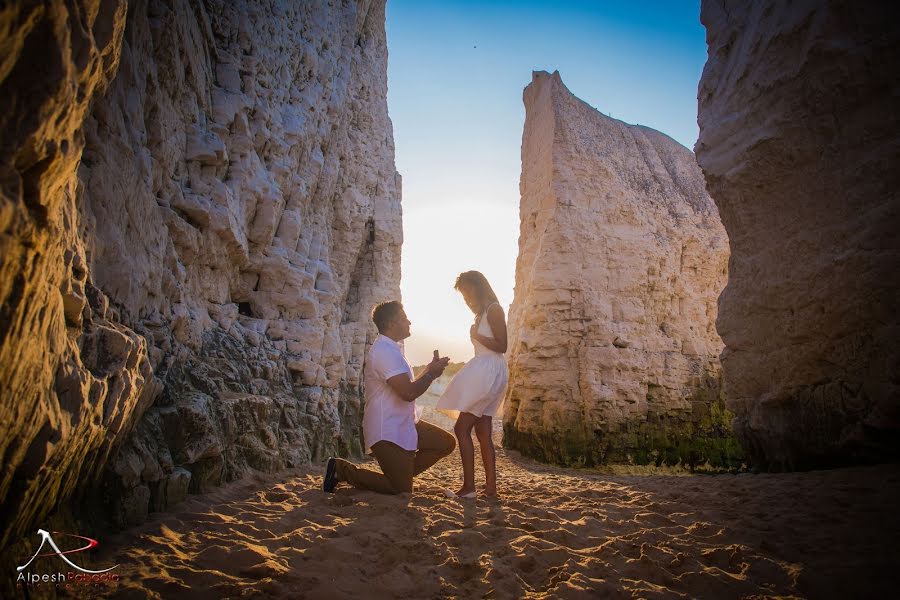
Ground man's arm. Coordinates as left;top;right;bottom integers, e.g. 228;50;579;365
387;357;449;402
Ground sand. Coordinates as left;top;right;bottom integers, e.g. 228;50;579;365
74;425;898;600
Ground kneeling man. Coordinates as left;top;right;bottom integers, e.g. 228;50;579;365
323;300;455;494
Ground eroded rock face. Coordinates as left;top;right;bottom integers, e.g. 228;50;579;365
0;0;400;553
503;72;737;468
695;1;900;469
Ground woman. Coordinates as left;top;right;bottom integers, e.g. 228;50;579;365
437;271;509;498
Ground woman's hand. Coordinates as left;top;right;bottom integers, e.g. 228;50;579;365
469;323;478;340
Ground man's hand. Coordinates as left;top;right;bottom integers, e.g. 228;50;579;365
387;351;450;402
470;323;478;341
427;350;450;378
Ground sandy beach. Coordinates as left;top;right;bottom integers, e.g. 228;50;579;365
65;422;898;600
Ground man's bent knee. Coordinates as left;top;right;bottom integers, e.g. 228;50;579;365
442;431;457;455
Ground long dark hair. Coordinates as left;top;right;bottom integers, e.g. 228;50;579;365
454;271;499;314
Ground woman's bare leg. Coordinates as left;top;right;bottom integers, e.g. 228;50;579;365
474;415;497;496
453;412;479;495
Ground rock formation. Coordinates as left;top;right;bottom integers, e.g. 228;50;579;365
0;0;401;557
503;72;737;468
695;0;900;469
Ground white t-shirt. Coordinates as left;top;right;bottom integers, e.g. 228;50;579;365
362;335;422;453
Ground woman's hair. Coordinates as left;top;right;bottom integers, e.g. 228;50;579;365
454;271;499;314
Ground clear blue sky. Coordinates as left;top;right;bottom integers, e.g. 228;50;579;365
386;0;707;365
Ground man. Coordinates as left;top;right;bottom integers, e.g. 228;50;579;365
323;300;455;494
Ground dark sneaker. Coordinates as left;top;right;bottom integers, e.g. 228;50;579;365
323;457;338;493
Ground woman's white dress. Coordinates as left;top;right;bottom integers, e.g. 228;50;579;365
436;303;509;418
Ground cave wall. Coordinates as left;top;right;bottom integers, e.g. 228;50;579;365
695;0;900;469
503;72;737;468
0;0;401;551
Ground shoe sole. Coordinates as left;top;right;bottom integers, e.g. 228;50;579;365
323;459;337;493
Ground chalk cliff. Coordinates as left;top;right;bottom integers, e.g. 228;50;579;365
0;0;401;553
503;72;736;468
695;0;900;469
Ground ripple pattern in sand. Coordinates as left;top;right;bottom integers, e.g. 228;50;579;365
83;439;899;599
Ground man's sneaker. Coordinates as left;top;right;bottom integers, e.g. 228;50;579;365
323;457;338;493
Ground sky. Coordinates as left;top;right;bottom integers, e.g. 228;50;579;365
385;0;708;366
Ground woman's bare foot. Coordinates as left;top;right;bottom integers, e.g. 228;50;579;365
479;485;498;497
455;486;477;497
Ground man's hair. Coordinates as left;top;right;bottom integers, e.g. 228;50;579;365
372;300;403;333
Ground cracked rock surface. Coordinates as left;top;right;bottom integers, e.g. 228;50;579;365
696;0;900;469
503;72;735;468
0;0;401;555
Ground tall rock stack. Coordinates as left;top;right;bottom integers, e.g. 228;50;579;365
696;1;900;469
0;0;401;556
503;72;736;468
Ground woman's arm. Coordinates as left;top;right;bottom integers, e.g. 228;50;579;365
473;304;508;353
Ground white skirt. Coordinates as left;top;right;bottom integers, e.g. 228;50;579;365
436;352;508;418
